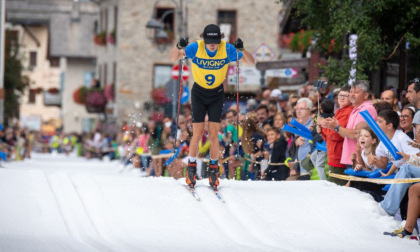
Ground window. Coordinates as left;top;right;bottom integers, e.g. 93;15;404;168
113;62;117;84
49;57;60;68
99;11;102;31
153;65;172;88
30;51;37;67
104;8;108;33
218;10;237;43
28;89;36;104
98;65;101;85
114;6;118;34
103;63;107;86
156;8;174;42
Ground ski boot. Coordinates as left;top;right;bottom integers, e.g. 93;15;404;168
209;162;220;190
186;161;197;188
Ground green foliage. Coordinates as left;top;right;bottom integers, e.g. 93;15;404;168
289;29;314;53
276;0;420;85
4;30;29;125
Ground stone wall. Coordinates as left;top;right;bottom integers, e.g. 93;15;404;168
97;0;283;124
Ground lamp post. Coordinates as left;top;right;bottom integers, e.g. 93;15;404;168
146;0;188;120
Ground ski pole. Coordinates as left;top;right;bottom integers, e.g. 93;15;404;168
173;56;186;151
235;50;240;159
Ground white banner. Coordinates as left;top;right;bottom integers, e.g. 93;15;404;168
348;34;357;85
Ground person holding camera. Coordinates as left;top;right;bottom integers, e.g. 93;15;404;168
169;24;255;190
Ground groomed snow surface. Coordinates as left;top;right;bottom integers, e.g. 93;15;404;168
0;153;419;252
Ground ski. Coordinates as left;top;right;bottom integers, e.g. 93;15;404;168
184;185;201;201
211;188;225;203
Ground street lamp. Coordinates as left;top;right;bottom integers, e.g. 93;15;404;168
145;0;187;52
146;0;188;120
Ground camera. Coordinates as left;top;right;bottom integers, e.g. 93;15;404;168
313;79;328;90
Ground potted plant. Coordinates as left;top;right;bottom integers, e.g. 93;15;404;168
47;87;60;94
93;31;107;46
34;87;43;94
73;86;87;105
104;83;115;101
151;88;170;105
85;88;107;113
106;29;116;45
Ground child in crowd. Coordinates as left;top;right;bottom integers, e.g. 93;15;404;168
264;127;289;181
355;127;379;171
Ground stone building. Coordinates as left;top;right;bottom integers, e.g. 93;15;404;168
96;0;283;127
6;0;100;134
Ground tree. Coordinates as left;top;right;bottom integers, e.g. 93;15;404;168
276;0;420;86
4;30;29;125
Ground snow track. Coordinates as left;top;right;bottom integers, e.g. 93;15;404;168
0;153;419;251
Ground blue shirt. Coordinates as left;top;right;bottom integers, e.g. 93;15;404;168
185;42;242;62
297;117;313;174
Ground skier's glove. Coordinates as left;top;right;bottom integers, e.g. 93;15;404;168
234;38;244;51
177;37;189;50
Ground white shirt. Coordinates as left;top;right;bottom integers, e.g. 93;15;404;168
376;130;418;168
361;149;376;171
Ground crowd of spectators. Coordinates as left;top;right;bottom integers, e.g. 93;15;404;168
4;77;420;242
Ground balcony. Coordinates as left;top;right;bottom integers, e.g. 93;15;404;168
43;89;61;106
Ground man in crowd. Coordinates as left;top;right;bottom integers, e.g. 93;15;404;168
380;90;400;115
292;97;314;180
321;80;377;169
255;104;270;129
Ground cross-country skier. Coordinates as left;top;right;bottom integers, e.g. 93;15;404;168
169;24;255;190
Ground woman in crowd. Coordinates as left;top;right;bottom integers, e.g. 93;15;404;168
399;106;415;139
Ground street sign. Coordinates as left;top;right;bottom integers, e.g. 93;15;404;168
252;43;275;62
181;85;189;104
171;65;190;81
266;68;298;78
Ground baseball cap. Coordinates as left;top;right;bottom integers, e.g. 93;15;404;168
270;89;282;99
203;24;221;44
279;93;289;101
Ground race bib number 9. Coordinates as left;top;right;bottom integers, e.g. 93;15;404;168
205;74;215;86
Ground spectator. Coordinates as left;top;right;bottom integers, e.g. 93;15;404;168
380;90;400;114
255;104;270;129
273;112;286;130
321;81;377;169
264;127;289;181
147;122;164;176
354;127;379;172
399;106;415;139
278;94;289;113
311;99;334;180
268;104;278;118
384;183;420;240
269;88;282;105
262;89;271;100
246;98;258;112
373;100;394;114
318;86;353;185
406;78;420;113
289;97;314;180
242;117;266;180
374;110;419;213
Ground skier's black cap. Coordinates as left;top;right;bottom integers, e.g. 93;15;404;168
203;24;221;44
